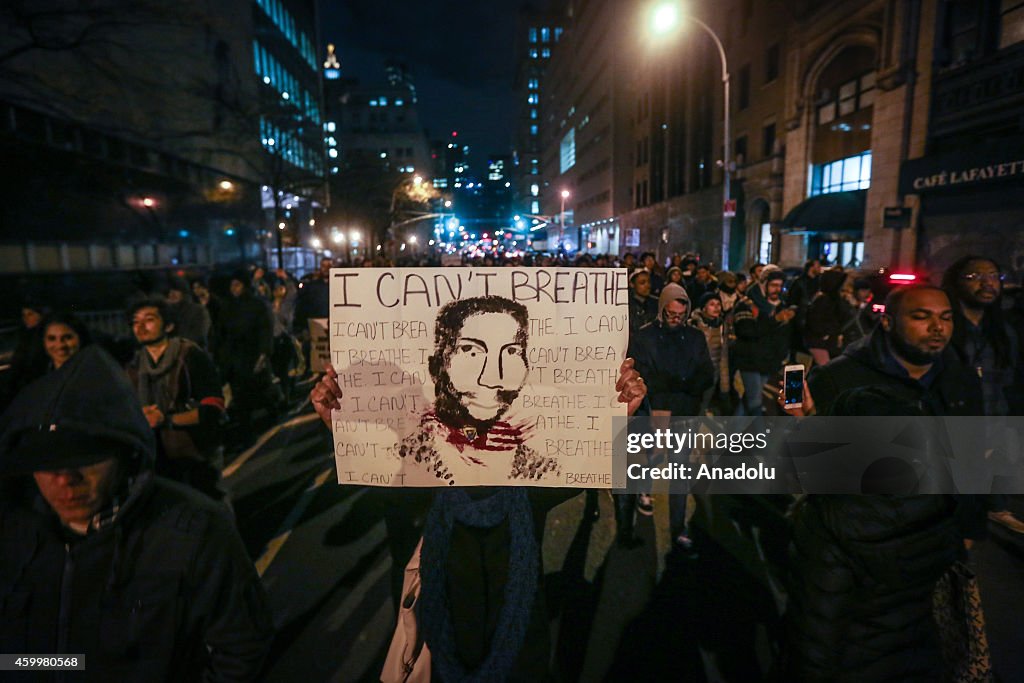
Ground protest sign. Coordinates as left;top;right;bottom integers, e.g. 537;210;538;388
328;267;629;487
308;318;330;373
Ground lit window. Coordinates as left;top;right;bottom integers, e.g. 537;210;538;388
326;121;336;132
810;151;872;196
531;201;540;214
555;27;563;41
528;78;539;90
369;100;378;107
530;125;538;136
379;97;388;106
560;129;576;173
530;48;539;59
328;148;338;158
395;99;404;106
529;28;537;43
541;27;550;42
531;184;539;196
758;223;773;264
528;93;538;104
541;48;550;58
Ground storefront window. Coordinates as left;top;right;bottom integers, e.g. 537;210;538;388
811;151;872;196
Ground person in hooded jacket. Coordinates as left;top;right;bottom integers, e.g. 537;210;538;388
0;346;274;681
689;292;731;415
628;283;714;540
804;268;851;365
629;283;715;418
216;272;275;447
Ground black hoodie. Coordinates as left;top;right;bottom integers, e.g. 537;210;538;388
0;347;273;681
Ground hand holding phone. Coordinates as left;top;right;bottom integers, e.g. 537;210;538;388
783;364;805;409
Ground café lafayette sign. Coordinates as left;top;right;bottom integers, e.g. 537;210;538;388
900;142;1024;195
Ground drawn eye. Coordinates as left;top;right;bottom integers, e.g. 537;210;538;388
506;346;520;356
459;345;476;354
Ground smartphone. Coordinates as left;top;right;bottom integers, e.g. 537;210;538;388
783;364;805;408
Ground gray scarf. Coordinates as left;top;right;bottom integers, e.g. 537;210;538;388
136;337;186;413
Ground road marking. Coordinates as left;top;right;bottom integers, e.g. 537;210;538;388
254;466;337;577
223;412;321;478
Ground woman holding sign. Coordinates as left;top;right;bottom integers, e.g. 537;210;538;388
311;357;647;682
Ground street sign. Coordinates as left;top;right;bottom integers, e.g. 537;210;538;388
723;199;737;218
883;206;911;229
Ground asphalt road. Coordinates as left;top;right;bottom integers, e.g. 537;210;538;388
221;406;1024;682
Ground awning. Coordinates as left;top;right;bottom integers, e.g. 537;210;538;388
780;189;866;235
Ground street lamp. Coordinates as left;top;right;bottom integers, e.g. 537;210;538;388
650;2;732;270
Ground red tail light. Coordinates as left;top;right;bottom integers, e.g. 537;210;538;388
888;273;917;282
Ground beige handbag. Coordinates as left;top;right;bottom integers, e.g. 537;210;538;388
380;539;431;683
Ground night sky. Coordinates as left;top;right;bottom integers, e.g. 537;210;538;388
319;0;555;171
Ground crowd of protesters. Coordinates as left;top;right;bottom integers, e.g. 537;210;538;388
2;247;1024;681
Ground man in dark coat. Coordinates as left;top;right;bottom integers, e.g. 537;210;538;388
165;276;212;349
732;267;793;416
629;283;715;417
785;285;985;681
216;272;275;447
0;346;274;681
126;299;225;499
628;269;659;337
807;285;982;417
628;283;714;540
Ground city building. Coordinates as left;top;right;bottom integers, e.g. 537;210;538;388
513;4;567;250
0;0;271;283
252;0;326;268
898;0;1024;278
540;0;638;254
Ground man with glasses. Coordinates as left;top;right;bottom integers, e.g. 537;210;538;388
942;256;1024;534
627;283;714;543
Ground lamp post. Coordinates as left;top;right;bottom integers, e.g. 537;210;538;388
651;3;732;270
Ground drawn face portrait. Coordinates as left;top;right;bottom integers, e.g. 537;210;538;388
430;296;530;430
446;312;528;421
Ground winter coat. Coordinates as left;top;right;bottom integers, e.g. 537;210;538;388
804;270;849;358
689;311;730;393
628;285;715;415
216;293;273;379
0;346;273;681
732;296;791;375
786;494;961;682
168;298;212;349
807;327;983;418
0;475;274;682
628;294;658;337
293;275;330;336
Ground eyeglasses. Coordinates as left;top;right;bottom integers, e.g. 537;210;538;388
663;311;687;320
961;272;1006;283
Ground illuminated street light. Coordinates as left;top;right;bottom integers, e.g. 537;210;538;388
219;180;234;191
142;197;156;208
649;1;733;268
311;238;322;249
444;200;452;208
332;232;345;244
350;230;360;242
408;236;417;244
413;175;423;185
651;2;679;34
278;222;286;230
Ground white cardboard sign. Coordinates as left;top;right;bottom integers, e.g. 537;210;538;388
308;318;330;374
328;267;629;487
